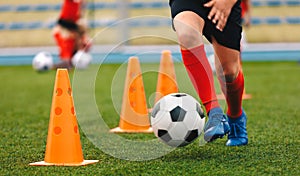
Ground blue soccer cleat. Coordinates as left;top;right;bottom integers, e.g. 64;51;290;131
204;107;230;142
226;110;248;146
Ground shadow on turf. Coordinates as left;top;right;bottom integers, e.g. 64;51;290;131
159;140;251;162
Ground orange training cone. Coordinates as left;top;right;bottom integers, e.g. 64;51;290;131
154;50;178;103
110;57;152;133
242;90;252;99
30;69;98;166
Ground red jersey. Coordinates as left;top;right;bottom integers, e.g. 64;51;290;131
241;1;249;18
59;0;82;22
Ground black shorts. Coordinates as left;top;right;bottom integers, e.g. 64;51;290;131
169;0;242;51
57;18;79;31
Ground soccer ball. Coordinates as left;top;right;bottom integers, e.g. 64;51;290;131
32;51;53;72
150;93;206;147
71;50;92;69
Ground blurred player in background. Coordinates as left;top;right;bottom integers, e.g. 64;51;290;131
52;0;91;69
241;0;251;48
239;0;251;90
169;0;248;146
241;0;251;27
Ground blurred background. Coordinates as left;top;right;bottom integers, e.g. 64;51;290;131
1;0;300;48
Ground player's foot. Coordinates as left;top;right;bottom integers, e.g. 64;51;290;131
204;107;230;142
226;110;248;146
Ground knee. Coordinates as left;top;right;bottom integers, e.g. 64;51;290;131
223;71;238;82
217;65;240;82
173;12;204;49
177;31;201;49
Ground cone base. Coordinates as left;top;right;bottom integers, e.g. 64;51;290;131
217;93;252;100
29;160;99;166
110;127;153;133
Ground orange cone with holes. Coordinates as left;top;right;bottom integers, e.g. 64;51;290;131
110;57;152;133
30;69;98;166
154;50;178;103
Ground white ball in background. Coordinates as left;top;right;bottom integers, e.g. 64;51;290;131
32;51;54;72
72;50;92;69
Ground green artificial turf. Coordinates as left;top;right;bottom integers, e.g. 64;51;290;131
0;61;299;175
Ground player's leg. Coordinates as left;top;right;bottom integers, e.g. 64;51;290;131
52;25;76;69
174;12;219;111
173;11;229;142
212;41;248;146
76;20;92;52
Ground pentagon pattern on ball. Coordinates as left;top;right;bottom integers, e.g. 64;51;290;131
182;111;202;130
150;111;173;133
185;129;199;143
150;93;206;147
151;102;160;118
179;93;201;112
168;122;189;140
196;103;205;119
158;129;172;142
170;106;186;122
171;93;187;98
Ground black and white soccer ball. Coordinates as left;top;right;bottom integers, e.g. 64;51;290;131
150;93;206;147
32;51;53;72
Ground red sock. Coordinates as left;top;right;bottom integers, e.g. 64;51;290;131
218;71;244;118
181;45;219;113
